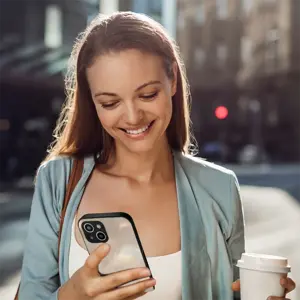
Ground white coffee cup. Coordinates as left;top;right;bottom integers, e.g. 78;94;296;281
237;253;291;300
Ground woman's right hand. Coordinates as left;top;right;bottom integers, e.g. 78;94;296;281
58;243;156;300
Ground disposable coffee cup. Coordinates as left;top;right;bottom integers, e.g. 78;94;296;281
237;253;291;300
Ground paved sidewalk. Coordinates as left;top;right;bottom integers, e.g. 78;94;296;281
241;186;300;300
0;272;20;300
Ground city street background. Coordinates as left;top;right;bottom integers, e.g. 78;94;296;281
0;0;299;299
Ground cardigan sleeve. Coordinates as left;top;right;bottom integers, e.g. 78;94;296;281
228;172;245;299
19;164;61;300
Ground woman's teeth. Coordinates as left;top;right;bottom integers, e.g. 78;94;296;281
125;123;151;135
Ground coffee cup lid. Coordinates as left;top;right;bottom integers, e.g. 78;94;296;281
237;253;291;273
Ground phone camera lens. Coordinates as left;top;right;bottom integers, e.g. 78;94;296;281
96;231;107;241
84;223;94;233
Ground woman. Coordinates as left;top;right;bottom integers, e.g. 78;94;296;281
19;12;295;300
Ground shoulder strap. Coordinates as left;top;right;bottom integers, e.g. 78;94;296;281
58;158;84;252
15;158;84;300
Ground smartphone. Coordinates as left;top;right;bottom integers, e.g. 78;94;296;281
78;212;154;290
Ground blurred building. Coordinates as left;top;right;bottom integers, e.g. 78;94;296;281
120;0;162;22
0;0;299;183
176;0;300;163
238;0;300;162
0;0;94;88
177;0;243;162
0;0;97;180
178;0;242;88
0;0;175;181
119;0;177;38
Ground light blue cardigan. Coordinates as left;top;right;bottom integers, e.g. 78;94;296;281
19;152;245;300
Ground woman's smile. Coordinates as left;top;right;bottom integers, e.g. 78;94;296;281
120;120;155;140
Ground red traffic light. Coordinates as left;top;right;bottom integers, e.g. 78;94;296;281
215;106;228;120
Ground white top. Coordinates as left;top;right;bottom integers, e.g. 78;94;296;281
69;219;182;299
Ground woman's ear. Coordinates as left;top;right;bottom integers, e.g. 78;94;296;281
171;62;178;97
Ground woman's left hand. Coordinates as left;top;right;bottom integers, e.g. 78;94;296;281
232;277;296;299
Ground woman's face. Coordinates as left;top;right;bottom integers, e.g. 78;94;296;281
86;49;177;154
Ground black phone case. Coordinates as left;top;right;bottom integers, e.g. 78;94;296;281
78;212;154;290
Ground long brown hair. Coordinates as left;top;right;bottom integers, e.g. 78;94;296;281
45;11;194;164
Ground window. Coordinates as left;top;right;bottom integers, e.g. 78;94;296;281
178;11;185;30
149;0;162;22
194;47;205;67
216;0;228;19
266;28;279;43
86;0;100;23
132;0;162;22
265;45;277;62
132;0;147;13
265;28;279;65
99;0;119;14
241;37;252;64
149;0;162;14
195;1;205;24
243;0;252;14
86;0;99;5
45;5;62;48
217;43;227;64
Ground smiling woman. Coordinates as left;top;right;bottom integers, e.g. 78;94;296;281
86;49;177;155
17;11;295;300
46;12;191;164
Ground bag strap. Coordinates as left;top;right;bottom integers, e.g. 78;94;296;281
15;158;84;300
58;158;84;255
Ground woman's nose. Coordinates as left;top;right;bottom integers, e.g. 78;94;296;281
124;103;143;125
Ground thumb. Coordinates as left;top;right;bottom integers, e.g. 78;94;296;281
232;279;240;291
84;243;110;276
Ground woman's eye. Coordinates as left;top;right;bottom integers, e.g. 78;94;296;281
100;102;118;109
140;91;158;100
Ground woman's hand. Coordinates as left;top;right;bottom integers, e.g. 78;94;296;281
232;277;296;300
58;243;156;300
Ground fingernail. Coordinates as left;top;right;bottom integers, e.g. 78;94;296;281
146;278;156;287
144;287;153;293
280;278;287;285
101;243;109;251
144;279;156;292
